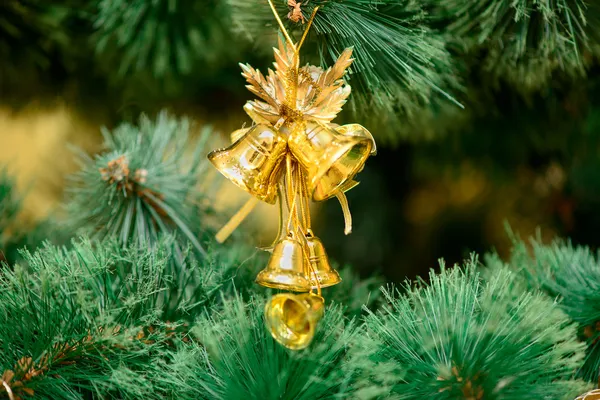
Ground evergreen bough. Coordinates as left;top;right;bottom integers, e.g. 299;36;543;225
164;296;359;399
434;0;600;91
66;111;213;263
93;0;233;77
354;258;589;399
0;238;183;399
490;234;600;382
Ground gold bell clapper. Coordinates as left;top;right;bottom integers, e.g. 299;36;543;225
208;124;287;204
207;1;375;350
264;292;325;350
255;233;311;292
289;121;373;202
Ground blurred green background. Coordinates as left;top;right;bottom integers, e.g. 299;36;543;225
1;0;599;283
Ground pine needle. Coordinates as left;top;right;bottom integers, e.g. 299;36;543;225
354;257;589;398
490;232;600;382
65;111;214;268
433;0;600;91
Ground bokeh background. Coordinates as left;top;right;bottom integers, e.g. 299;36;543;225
2;0;600;283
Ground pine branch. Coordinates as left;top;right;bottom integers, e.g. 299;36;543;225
0;235;283;398
65;111;213;265
227;0;463;143
160;294;359;399
0;238;193;399
490;232;600;382
432;0;600;91
93;0;234;77
354;257;589;399
326;263;383;318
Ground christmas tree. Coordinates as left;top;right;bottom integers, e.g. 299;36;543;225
1;0;600;399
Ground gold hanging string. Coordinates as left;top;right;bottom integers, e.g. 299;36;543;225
266;0;319;116
335;190;353;235
296;168;308;233
289;7;319;109
300;168;312;231
291;160;304;233
215;196;260;243
266;0;296;51
296;7;319;56
305;244;322;297
285;155;300;234
2;380;14;400
274;183;286;245
296;222;322;297
293;165;321;296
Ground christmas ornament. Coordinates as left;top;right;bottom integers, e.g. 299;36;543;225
576;389;600;400
207;0;375;350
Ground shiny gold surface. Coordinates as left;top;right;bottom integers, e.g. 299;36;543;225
304;230;341;289
209;3;376;350
208;124;287;204
335;123;377;156
264;292;324;350
229;127;249;143
576;389;600;400
288;121;372;201
256;236;311;291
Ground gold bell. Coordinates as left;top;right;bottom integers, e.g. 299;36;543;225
208;124;287;204
305;230;341;289
335;123;377;156
264;292;325;350
288;121;372;201
256;235;311;291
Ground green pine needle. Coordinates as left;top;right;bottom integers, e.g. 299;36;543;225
164;294;358;399
354;257;589;399
433;0;600;91
65;111;213;264
492;233;600;382
326;263;383;317
0;237;190;399
93;0;232;77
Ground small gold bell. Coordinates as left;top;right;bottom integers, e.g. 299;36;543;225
208;124;287;204
264;292;325;350
256;235;311;291
288;121;372;202
305;230;341;289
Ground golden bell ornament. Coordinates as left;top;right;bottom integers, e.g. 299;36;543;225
305;230;341;289
208;124;287;204
335;123;377;156
288;121;372;201
256;235;311;291
264;292;325;350
576;389;600;400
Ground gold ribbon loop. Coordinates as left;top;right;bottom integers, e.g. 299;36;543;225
215;197;259;243
2;380;15;400
334;190;353;235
